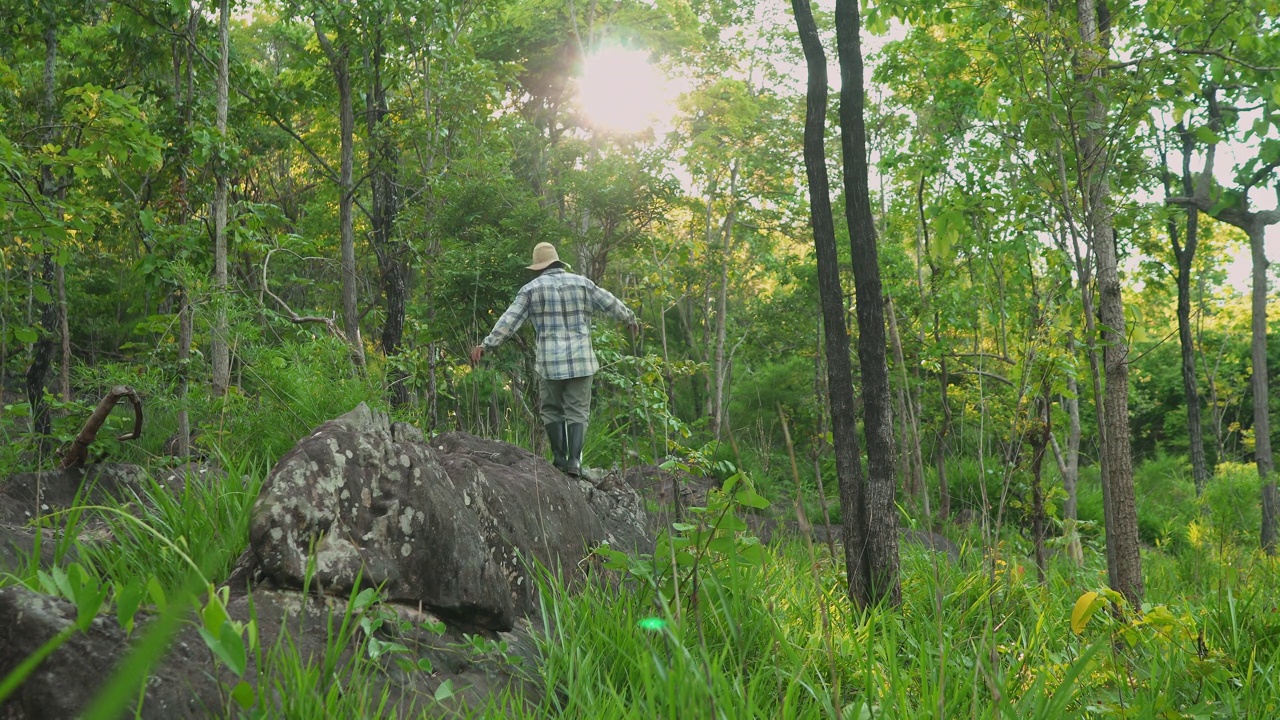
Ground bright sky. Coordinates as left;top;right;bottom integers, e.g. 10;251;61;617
575;8;1277;297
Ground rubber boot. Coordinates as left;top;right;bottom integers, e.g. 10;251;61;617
566;423;585;477
545;422;569;471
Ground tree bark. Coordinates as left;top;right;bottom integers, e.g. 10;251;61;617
27;8;60;452
1166;90;1280;552
835;0;900;605
1074;0;1143;608
210;0;231;397
712;161;739;442
1249;222;1278;551
365;21;408;407
791;0;870;607
315;12;365;368
1165;125;1210;494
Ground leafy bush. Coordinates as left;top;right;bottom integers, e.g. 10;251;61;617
1201;462;1262;546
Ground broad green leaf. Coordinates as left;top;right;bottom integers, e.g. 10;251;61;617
434;679;455;702
734;488;770;509
230;681;255;709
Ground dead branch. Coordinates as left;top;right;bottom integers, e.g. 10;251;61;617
60;385;143;469
262;248;364;363
262;248;346;339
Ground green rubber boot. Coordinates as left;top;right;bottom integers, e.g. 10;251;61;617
545;422;569;472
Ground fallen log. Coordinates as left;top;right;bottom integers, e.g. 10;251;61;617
59;385;143;469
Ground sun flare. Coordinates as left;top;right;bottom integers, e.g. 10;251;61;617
577;46;673;134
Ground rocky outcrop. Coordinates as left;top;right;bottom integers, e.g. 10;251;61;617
248;404;651;632
0;464;147;526
0;462;222;576
1;406;658;717
0;584;536;719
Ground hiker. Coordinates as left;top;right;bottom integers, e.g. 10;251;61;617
470;242;639;476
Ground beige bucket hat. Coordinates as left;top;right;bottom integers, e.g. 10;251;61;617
527;242;562;270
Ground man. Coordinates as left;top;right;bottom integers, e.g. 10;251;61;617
470;242;638;477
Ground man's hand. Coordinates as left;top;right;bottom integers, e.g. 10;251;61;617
629;320;641;339
469;345;485;366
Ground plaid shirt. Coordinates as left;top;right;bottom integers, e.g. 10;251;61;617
482;268;636;380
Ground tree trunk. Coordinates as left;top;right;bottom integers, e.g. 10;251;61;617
791;0;870;608
1031;391;1052;583
27;10;60;452
1073;0;1143;608
315;14;365;368
56;261;69;401
935;350;952;520
1165;126;1211;494
1249;223;1278;552
887;296;924;503
835;0;900;605
366;24;408;407
712;161;738;442
210;0;231;397
1049;348;1085;565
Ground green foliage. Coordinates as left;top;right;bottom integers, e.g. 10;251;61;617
596;471;769;609
1201;463;1264;547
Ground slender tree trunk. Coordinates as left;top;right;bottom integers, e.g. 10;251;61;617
887;296;923;502
315;14;365;368
712;161;738;442
210;0;231;397
1164;126;1211;494
27;10;60;451
1048;348;1084;565
1031;390;1052;583
56;261;69;401
1074;0;1143;607
711;165;742;438
835;0;900;605
1249;223;1278;552
791;0;870;607
366;25;408;407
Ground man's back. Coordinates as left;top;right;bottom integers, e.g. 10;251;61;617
482;267;634;379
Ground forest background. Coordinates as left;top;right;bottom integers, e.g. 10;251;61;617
2;0;1280;716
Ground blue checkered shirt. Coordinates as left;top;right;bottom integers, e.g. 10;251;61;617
481;268;636;380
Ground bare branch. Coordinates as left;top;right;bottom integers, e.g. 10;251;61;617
1172;48;1280;73
61;385;143;468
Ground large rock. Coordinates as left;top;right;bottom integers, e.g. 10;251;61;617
433;432;652;555
0;462;220;575
0;464;147;526
0;584;536;719
249;404;650;631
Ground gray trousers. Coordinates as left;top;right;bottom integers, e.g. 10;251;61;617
539;375;593;425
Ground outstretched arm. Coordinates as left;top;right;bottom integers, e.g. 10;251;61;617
590;284;637;327
472;291;530;364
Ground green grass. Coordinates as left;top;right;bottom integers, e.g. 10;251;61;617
506;538;1280;719
4;441;1280;718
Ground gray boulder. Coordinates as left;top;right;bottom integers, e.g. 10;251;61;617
249;404;650;631
0;463;147;526
0;584;536;719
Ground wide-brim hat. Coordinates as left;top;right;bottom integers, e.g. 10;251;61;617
527;242;561;270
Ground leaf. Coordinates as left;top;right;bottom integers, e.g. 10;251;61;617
1071;591;1104;634
708;536;736;554
114;582;144;635
14;327;37;344
352;587;378;612
146;577;167;612
230;681;255;709
417;657;434;673
434;679;455;702
734;488;770;509
198;622;247;677
201;595;229;637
